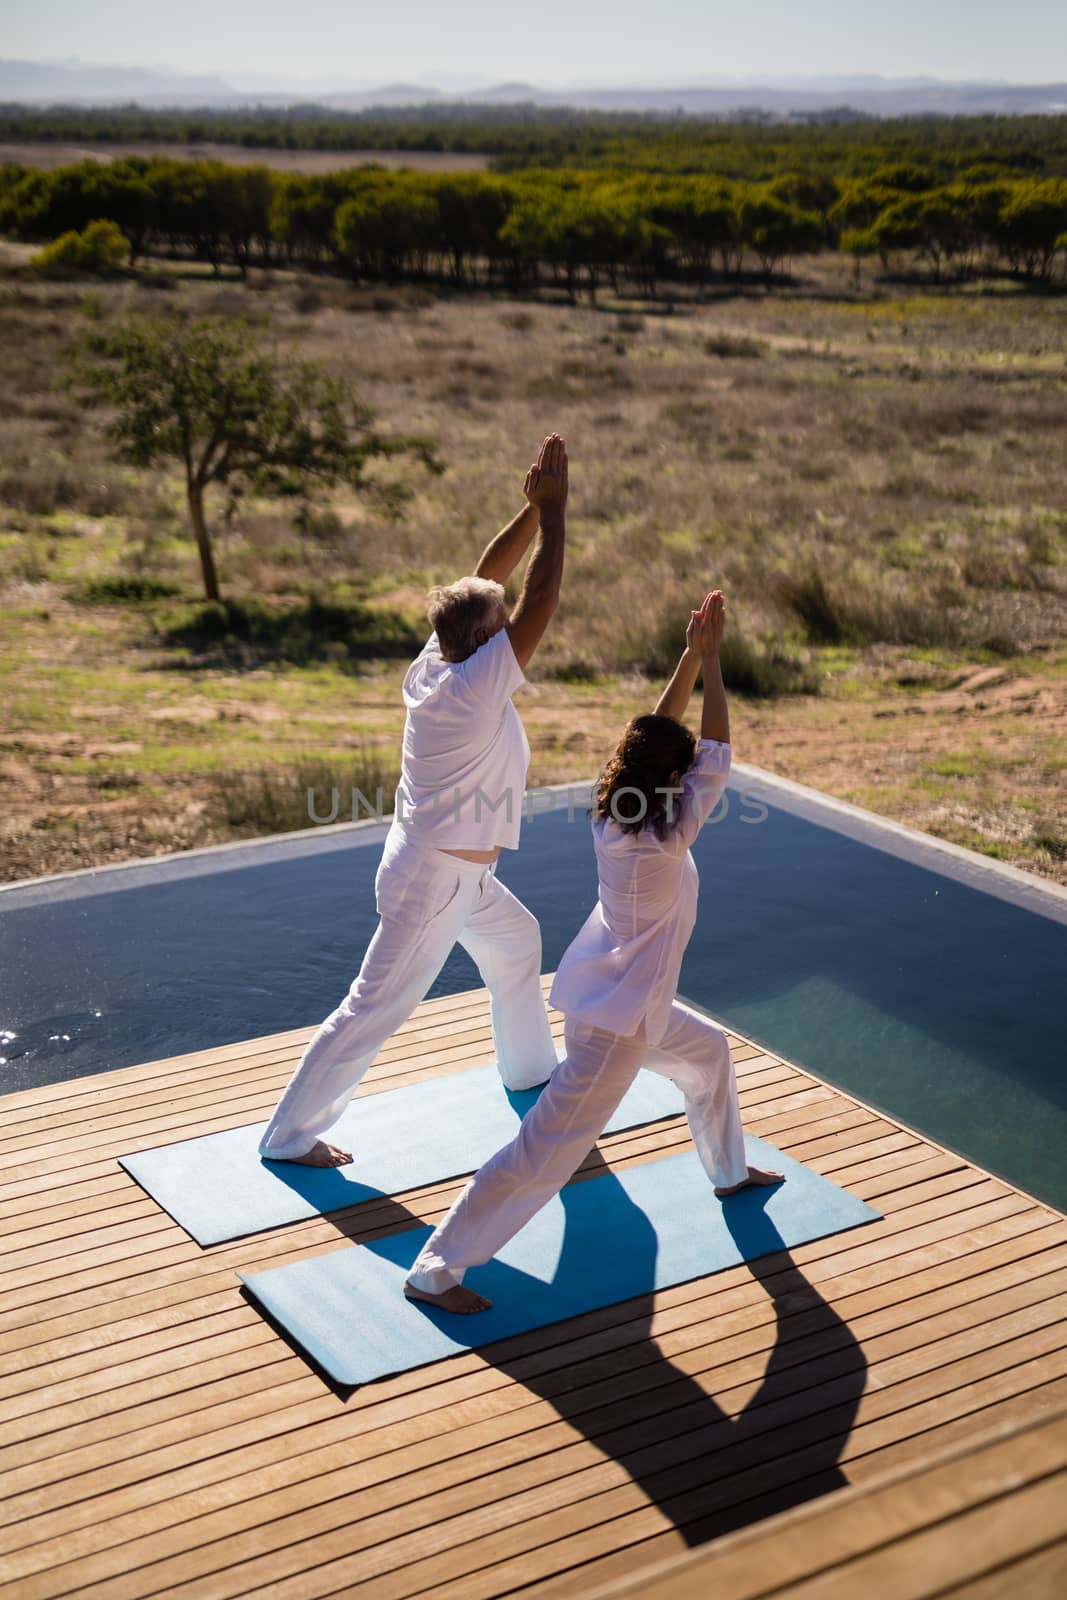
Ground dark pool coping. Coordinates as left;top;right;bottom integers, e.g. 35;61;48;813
2;764;1065;927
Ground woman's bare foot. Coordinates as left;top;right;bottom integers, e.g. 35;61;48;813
403;1283;492;1314
266;1140;353;1168
715;1165;785;1197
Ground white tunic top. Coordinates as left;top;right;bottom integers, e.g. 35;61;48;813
393;627;531;851
548;739;731;1045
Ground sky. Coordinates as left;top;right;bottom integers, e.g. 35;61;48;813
3;0;1066;87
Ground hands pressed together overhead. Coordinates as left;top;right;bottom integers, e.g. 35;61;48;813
686;589;726;659
524;432;568;514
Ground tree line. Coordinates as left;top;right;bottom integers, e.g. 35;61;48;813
2;104;1067;181
2;156;1065;290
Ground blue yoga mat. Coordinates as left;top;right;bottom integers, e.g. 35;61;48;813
239;1135;880;1386
120;1049;689;1247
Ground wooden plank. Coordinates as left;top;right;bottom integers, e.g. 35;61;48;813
482;1378;1067;1600
0;1153;1020;1335
0;1008;765;1157
99;1351;1067;1600
8;1248;1067;1574
6;1252;1067;1591
0;1175;1040;1362
0;1102;908;1281
5;1215;1063;1499
757;1471;1067;1599
0;1011;571;1150
0;1141;963;1382
934;1541;1067;1599
0;993;757;1131
0;1052;770;1212
2;1331;1062;1600
0;980;1061;1600
0;1096;895;1291
0;1031;789;1188
0;983;536;1114
554;1404;1067;1600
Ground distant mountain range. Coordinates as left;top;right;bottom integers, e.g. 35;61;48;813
2;58;1066;117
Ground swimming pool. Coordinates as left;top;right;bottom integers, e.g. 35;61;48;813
2;765;1064;1213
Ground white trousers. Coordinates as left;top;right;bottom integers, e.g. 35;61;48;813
258;828;558;1159
405;1001;749;1293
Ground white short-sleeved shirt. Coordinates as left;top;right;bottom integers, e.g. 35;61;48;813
549;739;731;1045
392;627;531;851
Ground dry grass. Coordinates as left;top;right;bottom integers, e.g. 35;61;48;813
0;252;1065;883
206;749;401;836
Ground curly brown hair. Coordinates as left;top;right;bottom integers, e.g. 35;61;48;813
594;714;697;838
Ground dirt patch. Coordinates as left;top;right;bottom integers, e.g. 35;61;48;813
0;142;490;174
3;664;1064;888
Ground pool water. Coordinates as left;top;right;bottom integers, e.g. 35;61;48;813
2;775;1064;1214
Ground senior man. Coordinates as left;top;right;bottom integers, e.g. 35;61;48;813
259;433;569;1167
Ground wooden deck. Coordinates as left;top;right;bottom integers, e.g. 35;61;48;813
1;978;1066;1600
596;1403;1067;1599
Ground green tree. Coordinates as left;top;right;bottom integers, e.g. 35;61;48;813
335;179;440;281
430;173;510;285
767;171;840;223
31;217;129;276
996;179;1067;280
869;188;981;281
648;179;739;284
66;314;434;602
737;192;822;278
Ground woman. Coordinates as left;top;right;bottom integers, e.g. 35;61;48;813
404;589;783;1313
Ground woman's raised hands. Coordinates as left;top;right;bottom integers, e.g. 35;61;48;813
686;590;726;658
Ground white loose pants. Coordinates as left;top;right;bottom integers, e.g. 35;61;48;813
405;1001;749;1293
258;827;557;1159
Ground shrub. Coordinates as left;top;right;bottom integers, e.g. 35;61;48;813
159;595;423;669
206;750;401;837
775;562;968;650
772;566;846;644
704;333;767;359
70;574;185;604
718;631;821;698
624;609;819;698
1030;822;1067;863
0;458;126;518
543;656;603;683
31;218;129;278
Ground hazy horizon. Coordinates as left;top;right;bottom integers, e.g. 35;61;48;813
4;61;1064;91
4;0;1066;87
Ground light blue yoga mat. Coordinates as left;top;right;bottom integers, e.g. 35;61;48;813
239;1135;880;1386
120;1049;688;1247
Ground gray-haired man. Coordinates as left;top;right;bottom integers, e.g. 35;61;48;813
259;434;569;1166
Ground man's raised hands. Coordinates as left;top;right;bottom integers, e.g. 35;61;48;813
524;433;568;514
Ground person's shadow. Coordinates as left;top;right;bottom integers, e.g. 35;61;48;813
476;1149;869;1545
255;1129;867;1546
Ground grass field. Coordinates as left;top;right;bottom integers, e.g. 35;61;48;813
1;247;1064;885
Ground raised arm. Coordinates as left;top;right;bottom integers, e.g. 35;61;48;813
474;499;539;585
696;592;730;742
653;609;703;721
653;589;731;743
505;433;568;671
475;434;563;585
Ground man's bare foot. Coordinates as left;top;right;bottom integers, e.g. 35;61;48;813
715;1165;785;1197
266;1140;353;1168
403;1283;493;1314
